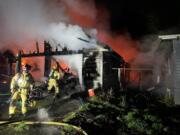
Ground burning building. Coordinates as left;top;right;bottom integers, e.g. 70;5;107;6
82;47;128;91
13;40;128;92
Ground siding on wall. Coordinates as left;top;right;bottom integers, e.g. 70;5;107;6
173;39;180;104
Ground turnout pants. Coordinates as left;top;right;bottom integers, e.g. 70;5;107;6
47;78;60;94
9;89;28;115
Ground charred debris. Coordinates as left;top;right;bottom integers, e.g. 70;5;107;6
0;40;130;93
1;35;180;105
1;36;180;135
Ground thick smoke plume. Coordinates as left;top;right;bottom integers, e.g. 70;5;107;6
0;0;98;80
0;0;140;64
0;0;96;51
44;23;97;50
0;0;178;88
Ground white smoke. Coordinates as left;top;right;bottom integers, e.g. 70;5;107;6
43;23;97;50
0;0;48;45
0;0;97;50
0;0;99;87
37;108;51;121
37;108;59;135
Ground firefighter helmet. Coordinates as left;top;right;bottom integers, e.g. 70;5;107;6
52;64;59;70
22;64;32;71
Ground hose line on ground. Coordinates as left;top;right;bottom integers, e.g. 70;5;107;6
0;121;88;135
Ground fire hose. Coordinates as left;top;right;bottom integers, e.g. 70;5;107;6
0;121;88;135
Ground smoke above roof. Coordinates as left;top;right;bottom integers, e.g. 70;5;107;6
0;0;179;63
0;0;97;50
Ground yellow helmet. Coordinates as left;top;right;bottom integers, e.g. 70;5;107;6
22;64;32;71
52;65;58;70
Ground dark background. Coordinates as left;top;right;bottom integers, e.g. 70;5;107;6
95;0;180;39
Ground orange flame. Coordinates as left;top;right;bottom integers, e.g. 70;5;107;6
63;2;139;63
52;60;78;76
97;31;140;62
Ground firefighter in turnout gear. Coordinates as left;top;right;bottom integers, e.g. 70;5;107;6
48;64;64;97
9;64;34;118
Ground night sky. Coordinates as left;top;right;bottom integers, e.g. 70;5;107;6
95;0;180;39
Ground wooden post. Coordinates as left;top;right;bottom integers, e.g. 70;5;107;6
44;41;52;77
7;62;13;75
15;51;22;73
36;41;39;53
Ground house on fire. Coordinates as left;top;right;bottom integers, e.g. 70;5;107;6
11;40;129;92
82;46;129;92
2;35;180;105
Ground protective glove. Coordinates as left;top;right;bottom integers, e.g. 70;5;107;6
11;89;15;94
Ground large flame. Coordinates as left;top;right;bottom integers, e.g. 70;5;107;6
4;1;141;83
63;1;139;63
97;31;140;62
63;2;141;84
52;60;78;76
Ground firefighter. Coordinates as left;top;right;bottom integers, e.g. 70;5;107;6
9;64;34;118
47;64;64;97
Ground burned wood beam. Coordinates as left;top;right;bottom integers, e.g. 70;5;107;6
7;63;13;76
20;50;83;58
36;41;39;53
15;51;22;73
116;68;153;71
44;54;51;77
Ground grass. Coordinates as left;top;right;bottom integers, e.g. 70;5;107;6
63;89;180;135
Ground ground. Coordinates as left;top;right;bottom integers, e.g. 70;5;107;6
1;87;180;135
